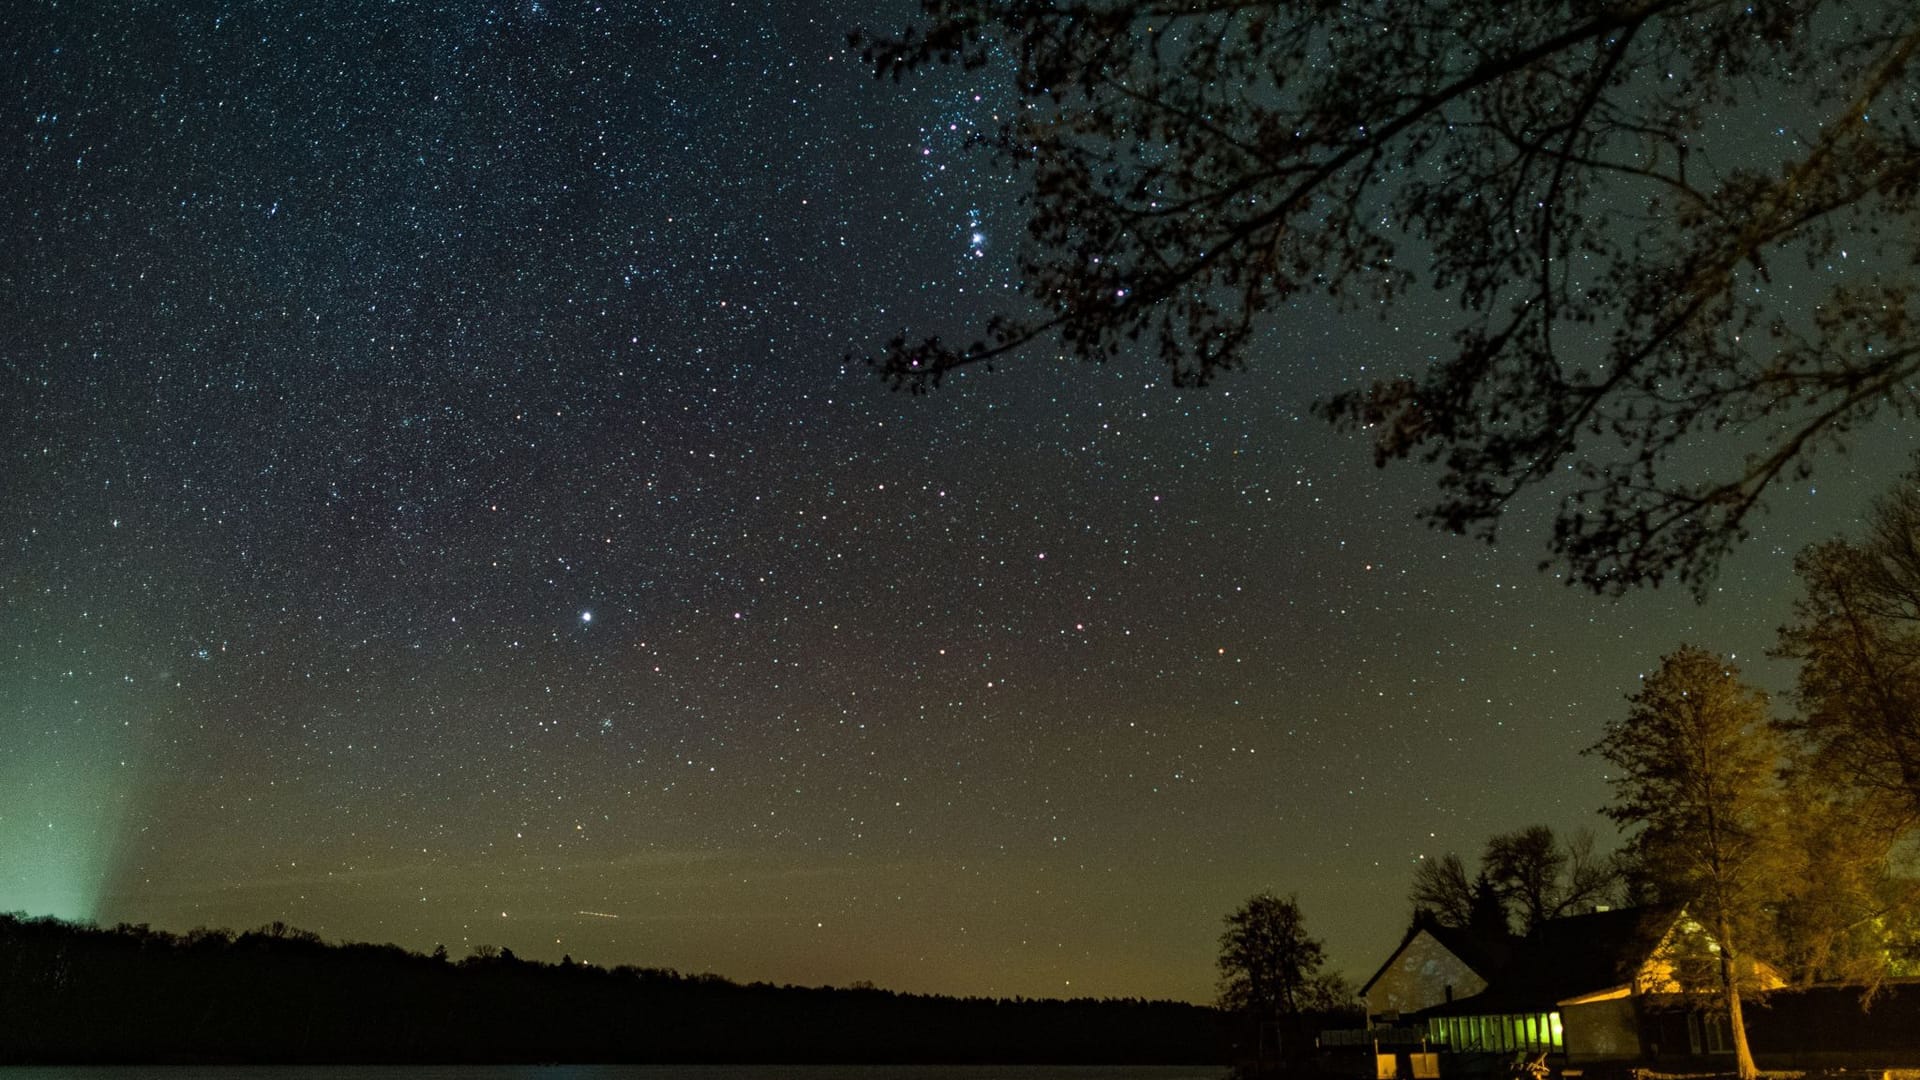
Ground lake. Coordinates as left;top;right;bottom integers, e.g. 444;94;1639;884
0;1060;1228;1068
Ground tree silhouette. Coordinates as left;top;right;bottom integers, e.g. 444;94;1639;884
1217;892;1347;1064
1484;825;1620;934
1412;825;1620;935
1409;852;1480;930
853;0;1920;593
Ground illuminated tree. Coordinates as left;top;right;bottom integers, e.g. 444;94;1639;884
1770;472;1920;984
1770;769;1920;987
853;0;1920;594
1589;646;1785;1080
1777;475;1920;814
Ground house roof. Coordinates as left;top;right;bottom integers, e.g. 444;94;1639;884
1414;906;1675;1017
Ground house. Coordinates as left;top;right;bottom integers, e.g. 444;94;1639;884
1351;907;1789;1068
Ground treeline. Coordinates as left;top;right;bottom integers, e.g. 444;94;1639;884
0;912;1225;1064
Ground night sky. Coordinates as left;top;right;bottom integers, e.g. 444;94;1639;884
3;1;1908;1004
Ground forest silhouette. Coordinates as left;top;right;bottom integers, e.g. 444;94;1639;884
0;912;1226;1064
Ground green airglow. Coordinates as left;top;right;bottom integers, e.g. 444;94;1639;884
0;682;140;924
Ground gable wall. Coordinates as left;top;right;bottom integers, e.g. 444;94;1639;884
1635;916;1786;994
1365;930;1488;1019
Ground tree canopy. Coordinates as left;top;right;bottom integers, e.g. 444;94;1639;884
853;0;1920;593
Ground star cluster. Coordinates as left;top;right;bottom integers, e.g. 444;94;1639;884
2;0;1909;1002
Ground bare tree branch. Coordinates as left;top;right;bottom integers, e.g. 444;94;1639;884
852;0;1920;594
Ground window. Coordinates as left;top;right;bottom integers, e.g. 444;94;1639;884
1432;1012;1561;1054
1687;1012;1734;1055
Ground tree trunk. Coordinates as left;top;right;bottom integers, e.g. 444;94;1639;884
1717;922;1759;1080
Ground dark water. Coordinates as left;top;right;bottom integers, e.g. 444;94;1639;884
0;1060;1221;1068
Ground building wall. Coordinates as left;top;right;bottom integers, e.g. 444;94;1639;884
1365;931;1488;1019
1562;998;1641;1064
1662;985;1920;1068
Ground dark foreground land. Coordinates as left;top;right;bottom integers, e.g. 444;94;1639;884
0;913;1227;1065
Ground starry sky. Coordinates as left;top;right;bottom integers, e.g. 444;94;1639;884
3;0;1910;1004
